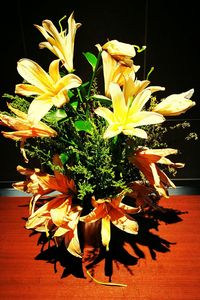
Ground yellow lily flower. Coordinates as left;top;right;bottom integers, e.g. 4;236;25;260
99;48;164;99
15;58;82;123
0;103;57;161
34;12;81;72
80;194;140;251
94;82;165;139
123;74;165;104
100;39;137;67
128;147;185;197
152;89;196;116
100;50;140;97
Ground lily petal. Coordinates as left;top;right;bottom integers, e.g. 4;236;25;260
153;89;196;116
95;107;115;123
111;214;138;234
17;58;54;92
101;216;111;251
65;226;82;258
28;98;53;123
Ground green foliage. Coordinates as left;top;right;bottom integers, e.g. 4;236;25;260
82;52;98;71
64;124;134;201
1;43;197;208
2;93;30;113
0;81;182;205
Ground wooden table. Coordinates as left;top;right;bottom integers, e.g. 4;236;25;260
0;195;200;300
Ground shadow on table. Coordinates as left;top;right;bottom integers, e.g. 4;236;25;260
32;206;187;281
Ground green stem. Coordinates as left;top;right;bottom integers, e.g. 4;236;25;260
85;51;102;121
87;50;102;99
77;87;83;103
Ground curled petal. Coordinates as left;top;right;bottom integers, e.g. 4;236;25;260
80;204;107;223
65;227;83;258
119;203;141;214
111;214;138;234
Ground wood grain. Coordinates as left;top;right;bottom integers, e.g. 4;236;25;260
0;195;200;300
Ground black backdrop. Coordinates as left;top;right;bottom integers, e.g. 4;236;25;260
0;0;199;185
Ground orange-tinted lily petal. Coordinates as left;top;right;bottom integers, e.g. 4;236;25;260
127;180;163;210
26;195;83;257
80;194;139;251
129;147;185;197
0;103;57;161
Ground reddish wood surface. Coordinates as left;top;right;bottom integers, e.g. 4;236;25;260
0;195;200;300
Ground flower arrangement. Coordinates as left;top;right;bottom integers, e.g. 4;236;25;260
0;12;197;285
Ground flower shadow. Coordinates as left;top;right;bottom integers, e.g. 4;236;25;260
34;235;85;279
32;206;187;281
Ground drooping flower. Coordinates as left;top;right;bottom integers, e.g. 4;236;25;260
13;154;77;212
100;39;138;67
80;193;140;251
26;195;83;257
35;12;81;72
95;82;165;139
12;166;55;213
0;103;57;138
127;180;162;211
128;147;185;197
0;103;57;161
16;154;82;257
99;50;140;97
15;58;82;123
99;48;165;101
152;89;196;116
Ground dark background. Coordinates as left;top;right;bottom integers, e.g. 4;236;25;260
0;0;199;186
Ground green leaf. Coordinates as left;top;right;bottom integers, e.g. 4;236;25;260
78;82;90;98
45;109;67;122
92;94;112;105
74;120;93;133
83;52;97;71
60;152;69;164
70;100;78;110
81;81;90;88
68;89;74;98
